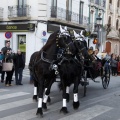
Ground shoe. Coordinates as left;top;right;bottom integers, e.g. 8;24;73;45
5;84;9;87
16;83;19;85
19;83;23;85
1;80;4;83
9;84;13;86
11;80;14;81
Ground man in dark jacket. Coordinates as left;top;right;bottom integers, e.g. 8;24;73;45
14;49;25;85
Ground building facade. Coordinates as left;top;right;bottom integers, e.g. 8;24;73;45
105;0;120;55
88;0;106;52
0;0;89;65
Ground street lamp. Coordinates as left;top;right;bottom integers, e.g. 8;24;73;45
96;17;102;25
95;17;102;50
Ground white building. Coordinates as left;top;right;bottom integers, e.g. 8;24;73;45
88;0;106;52
105;0;120;55
0;0;89;65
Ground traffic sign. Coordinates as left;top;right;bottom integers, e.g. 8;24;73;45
5;32;12;39
42;31;46;36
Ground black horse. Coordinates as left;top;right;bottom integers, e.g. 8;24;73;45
57;34;90;113
30;28;74;116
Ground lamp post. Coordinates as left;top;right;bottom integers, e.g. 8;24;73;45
95;17;102;51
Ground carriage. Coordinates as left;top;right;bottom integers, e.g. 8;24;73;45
29;26;112;117
81;52;111;97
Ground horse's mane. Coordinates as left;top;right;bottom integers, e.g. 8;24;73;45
40;30;59;51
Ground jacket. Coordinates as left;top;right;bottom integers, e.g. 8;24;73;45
14;53;25;69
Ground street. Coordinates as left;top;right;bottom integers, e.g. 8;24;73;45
0;69;120;120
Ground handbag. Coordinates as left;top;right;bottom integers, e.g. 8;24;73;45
2;58;13;71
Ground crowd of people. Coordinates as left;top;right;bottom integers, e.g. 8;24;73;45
92;48;120;76
0;40;25;86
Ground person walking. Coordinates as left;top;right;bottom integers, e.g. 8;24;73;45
111;54;118;76
14;49;25;85
0;51;4;74
1;40;12;83
3;49;14;86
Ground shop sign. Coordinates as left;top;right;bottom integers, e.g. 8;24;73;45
0;23;35;32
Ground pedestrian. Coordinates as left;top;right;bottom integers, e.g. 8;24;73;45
3;49;14;86
111;54;118;76
14;49;25;85
1;40;12;83
0;51;4;74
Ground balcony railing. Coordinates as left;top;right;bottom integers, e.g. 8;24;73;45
8;5;31;20
49;6;88;25
90;0;106;8
0;7;3;20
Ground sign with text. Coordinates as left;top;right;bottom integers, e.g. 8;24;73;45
0;23;35;32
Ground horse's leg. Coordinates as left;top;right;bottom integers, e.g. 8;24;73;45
66;86;70;102
42;78;55;110
73;77;80;109
44;88;51;103
36;79;44;117
33;80;38;102
60;81;68;114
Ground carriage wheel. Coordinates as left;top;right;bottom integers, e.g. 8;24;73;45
102;70;110;89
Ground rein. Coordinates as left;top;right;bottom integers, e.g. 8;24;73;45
41;51;57;64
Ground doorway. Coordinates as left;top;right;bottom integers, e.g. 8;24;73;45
18;35;26;61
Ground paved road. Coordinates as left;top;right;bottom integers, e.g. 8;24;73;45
0;70;120;120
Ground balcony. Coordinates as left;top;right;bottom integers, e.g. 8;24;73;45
48;6;88;28
8;5;31;21
90;0;106;9
0;7;3;20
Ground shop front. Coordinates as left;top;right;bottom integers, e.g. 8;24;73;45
0;23;35;65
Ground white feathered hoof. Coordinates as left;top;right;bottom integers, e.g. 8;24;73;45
36;108;43;117
66;93;70;102
42;102;47;111
60;107;68;114
73;101;80;109
33;95;38;102
47;96;51;103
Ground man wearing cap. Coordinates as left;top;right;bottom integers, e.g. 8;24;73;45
1;40;12;83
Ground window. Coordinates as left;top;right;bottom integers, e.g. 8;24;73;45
18;0;26;6
66;0;72;21
90;10;94;24
109;0;112;4
116;19;119;30
18;0;27;16
117;0;120;7
108;16;111;25
51;0;57;17
79;1;84;24
51;0;57;6
95;0;99;5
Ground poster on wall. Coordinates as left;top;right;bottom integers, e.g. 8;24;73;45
18;35;26;53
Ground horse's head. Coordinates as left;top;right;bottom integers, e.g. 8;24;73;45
56;26;76;56
73;30;89;59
